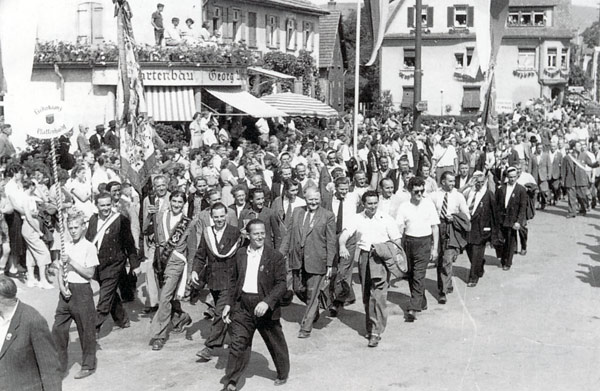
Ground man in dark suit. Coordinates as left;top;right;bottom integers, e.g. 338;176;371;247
89;125;105;151
270;165;294;201
280;187;336;338
376;155;399;193
222;219;289;391
548;141;563;205
495;167;528;270
192;203;241;361
561;141;598;218
271;179;306;240
85;192;139;336
104;120;119;150
238;188;281;249
0;276;62;390
531;144;551;209
465;172;496;287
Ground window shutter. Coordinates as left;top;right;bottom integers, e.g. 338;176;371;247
266;15;270;46
299;20;305;49
240;12;246;42
447;7;454;27
92;4;104;44
286;18;291;49
294;19;298;50
77;3;91;45
467;6;474;27
276;17;281;47
407;7;414;28
223;8;230;39
427;7;434;28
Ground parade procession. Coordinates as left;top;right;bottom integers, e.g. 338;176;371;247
0;0;599;390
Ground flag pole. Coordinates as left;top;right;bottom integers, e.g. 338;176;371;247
412;0;422;133
353;0;361;158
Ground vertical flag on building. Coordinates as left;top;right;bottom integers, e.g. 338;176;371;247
365;0;404;66
115;0;156;192
481;0;509;143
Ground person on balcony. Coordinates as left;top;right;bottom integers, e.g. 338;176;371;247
165;17;183;47
182;18;199;45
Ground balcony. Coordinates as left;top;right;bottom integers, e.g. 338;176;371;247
539;67;568;85
33;41;257;67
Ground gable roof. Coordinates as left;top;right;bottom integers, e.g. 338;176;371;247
319;11;343;68
246;0;328;15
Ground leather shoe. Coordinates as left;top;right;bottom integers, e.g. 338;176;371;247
222;383;237;391
502;266;511;271
313;311;320;324
142;305;159;314
405;310;416;322
119;320;131;329
447;287;454;294
74;369;95;379
328;305;338;318
438;294;447;304
274;378;288;386
368;334;381;348
520;249;527;256
467;282;477;288
196;347;213;361
297;330;311;339
152;339;165;351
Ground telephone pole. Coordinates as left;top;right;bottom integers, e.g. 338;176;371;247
413;0;423;132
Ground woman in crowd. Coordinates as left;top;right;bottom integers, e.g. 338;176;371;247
68;165;96;220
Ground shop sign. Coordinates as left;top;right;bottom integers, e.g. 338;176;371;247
93;67;243;86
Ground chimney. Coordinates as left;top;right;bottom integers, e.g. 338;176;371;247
327;1;337;10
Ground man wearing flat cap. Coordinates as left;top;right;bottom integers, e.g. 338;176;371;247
89;125;105;151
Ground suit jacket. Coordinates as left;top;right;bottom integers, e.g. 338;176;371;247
549;151;562;180
228;245;287;320
381;168;401;193
104;129;118;150
85;213;139;270
238;207;281;249
0;302;62;391
463;150;485;173
531;153;551;182
193;223;240;290
186;192;209;219
89;134;103;151
280;206;336;275
561;155;589;188
495;183;528;228
467;190;497;245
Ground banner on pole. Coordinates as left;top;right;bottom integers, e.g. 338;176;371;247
28;102;71;139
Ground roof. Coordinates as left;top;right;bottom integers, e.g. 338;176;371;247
245;0;328;15
248;67;296;80
319;11;342;68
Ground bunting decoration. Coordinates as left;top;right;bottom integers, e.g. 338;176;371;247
114;0;156;192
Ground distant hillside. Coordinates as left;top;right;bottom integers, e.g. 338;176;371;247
571;6;597;33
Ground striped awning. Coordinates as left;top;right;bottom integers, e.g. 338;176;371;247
145;86;196;122
259;92;339;118
205;87;287;118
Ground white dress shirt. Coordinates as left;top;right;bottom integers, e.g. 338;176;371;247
331;192;359;227
0;301;18;352
346;210;401;251
505;184;516;208
212;225;226;243
396;198;440;237
430;189;470;218
65;239;99;284
466;186;487;214
242;246;263;294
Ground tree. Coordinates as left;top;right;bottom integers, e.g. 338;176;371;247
260;50;320;98
342;6;379;111
582;22;600;49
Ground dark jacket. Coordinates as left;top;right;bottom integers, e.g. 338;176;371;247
467;190;497;245
228;245;287;320
238;207;281;249
446;212;471;250
495;183;528;228
0;302;62;391
85;213;138;269
89;134;103;151
193;224;240;290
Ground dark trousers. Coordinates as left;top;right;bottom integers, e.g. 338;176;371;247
225;293;290;386
292;268;324;333
96;262;129;331
500;227;518;267
437;223;458;295
205;289;228;348
518;225;528;251
52;283;97;372
117;267;136;302
549;178;561;202
404;235;432;312
567;186;587;216
466;243;486;283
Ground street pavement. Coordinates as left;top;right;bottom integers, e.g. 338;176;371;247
15;201;600;391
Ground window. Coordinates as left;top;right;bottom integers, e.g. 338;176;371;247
77;1;104;45
466;47;474;67
455;53;464;68
462;87;481;110
401;87;414;108
403;48;415;68
286;18;297;50
247;12;257;48
231;8;241;41
517;48;536;70
547;48;557;68
407;6;434;28
560;48;568;69
266;15;279;48
507;8;549;27
212;6;223;35
448;5;474;28
303;21;314;50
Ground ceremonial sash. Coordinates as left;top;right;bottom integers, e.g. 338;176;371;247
569;155;588;171
91;212;120;250
204;226;240;259
159;212;191;266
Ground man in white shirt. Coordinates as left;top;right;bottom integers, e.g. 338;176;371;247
432;134;458;183
52;210;98;379
396;176;440;321
429;172;469;304
165;17;183;46
377;177;403;220
339;190;401;348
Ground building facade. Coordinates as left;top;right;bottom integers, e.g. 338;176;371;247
380;0;574;116
318;9;347;112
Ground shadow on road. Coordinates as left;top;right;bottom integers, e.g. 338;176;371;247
575;223;600;288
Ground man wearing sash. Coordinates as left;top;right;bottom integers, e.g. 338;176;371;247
192;202;241;361
85;192;138;338
561;141;598;218
150;191;197;351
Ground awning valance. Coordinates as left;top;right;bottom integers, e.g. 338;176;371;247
145;86;196;122
462;87;481;109
248;67;296;80
259;92;339;118
205;87;287;118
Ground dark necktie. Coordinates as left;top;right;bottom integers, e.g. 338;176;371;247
468;193;477;214
284;199;292;222
336;195;344;233
301;211;312;247
440;192;449;220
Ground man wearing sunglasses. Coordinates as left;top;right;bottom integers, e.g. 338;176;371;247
396;177;440;322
